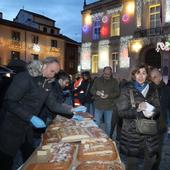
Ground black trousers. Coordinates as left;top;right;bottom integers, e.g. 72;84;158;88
151;133;165;170
126;152;157;170
0;150;13;170
0;136;35;170
20;137;34;162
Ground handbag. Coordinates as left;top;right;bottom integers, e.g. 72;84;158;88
129;89;158;135
135;118;158;135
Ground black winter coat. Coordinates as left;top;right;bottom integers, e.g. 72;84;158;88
152;81;170;133
38;80;65;124
0;71;73;156
116;82;161;158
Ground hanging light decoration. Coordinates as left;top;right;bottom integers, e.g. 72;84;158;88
131;41;143;53
82;13;92;33
82;25;90;33
85;14;92;25
122;1;135;24
156;40;170;52
126;1;135;15
100;15;109;37
122;14;130;23
100;25;109;37
102;15;109;23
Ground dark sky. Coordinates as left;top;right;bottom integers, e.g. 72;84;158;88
0;0;97;42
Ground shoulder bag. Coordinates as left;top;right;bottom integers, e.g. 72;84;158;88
129;89;158;135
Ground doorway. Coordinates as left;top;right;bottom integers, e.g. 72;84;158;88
144;48;161;68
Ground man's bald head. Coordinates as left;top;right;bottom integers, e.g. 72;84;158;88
150;68;162;85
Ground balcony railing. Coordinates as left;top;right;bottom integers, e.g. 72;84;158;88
134;25;170;38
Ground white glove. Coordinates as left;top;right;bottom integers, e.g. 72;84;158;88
142;110;154;118
137;102;146;112
142;102;155;118
144;102;155;112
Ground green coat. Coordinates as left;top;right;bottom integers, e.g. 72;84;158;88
90;76;120;110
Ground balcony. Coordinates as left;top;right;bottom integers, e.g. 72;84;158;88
133;25;170;38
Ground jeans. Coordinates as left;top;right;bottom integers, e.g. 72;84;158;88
94;108;113;137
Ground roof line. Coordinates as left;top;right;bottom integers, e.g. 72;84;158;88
15;9;55;22
0;18;79;44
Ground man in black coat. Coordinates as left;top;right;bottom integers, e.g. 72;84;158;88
37;70;71;128
150;68;170;170
0;57;85;170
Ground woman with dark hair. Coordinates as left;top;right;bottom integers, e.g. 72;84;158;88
116;64;160;170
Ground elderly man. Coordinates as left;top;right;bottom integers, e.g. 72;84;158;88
0;57;86;170
150;68;170;170
90;66;119;138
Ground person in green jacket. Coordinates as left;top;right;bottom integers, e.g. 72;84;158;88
90;66;119;138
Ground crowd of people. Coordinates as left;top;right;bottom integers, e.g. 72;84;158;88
0;56;170;170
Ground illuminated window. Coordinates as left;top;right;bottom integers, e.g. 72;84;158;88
11;31;20;41
111;15;120;36
92;54;98;73
149;4;160;28
92;19;101;40
32;35;39;44
112;52;118;72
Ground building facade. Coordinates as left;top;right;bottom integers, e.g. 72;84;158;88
81;0;170;81
14;9;60;36
0;10;80;75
